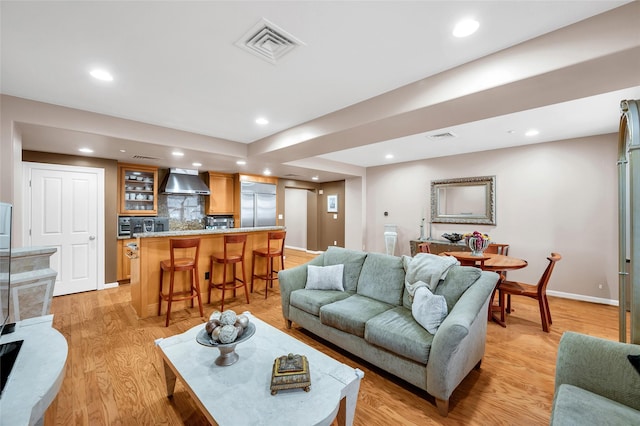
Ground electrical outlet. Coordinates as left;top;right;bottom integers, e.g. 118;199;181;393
334;240;337;245
598;284;603;289
205;271;210;280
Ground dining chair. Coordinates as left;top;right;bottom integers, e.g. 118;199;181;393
485;243;509;255
483;243;510;323
417;242;431;254
498;252;561;332
485;243;510;277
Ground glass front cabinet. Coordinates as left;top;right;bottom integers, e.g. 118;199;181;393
118;163;158;215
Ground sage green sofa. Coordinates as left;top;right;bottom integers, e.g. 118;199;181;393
278;246;498;416
550;331;640;425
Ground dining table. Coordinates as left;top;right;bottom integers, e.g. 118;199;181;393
442;251;528;327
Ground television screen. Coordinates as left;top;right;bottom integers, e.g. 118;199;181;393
0;202;11;334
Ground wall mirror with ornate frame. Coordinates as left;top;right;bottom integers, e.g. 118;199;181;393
430;176;496;225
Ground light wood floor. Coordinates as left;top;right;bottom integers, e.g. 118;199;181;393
45;249;620;425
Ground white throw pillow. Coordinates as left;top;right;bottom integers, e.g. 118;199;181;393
411;286;448;334
305;264;345;291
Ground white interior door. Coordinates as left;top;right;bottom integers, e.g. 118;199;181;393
284;188;307;250
23;162;104;296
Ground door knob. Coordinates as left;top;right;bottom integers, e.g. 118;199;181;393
89;235;96;241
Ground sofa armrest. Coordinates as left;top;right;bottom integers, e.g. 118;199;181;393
554;331;640;412
278;255;324;321
426;271;497;401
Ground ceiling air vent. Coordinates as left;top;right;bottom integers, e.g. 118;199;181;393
131;155;161;160
235;18;304;64
427;132;457;140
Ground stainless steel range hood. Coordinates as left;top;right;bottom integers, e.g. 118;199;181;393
159;168;210;195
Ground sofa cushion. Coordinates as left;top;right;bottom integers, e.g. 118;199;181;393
323;246;368;292
290;289;352;317
356;252;405;305
434;266;482;312
320;294;393;337
551;384;640;425
365;306;434;364
305;264;344;291
402;265;481;310
412;286;448;334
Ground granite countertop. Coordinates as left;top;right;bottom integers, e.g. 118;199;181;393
129;226;285;239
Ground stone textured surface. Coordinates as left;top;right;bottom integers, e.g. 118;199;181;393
9;246;57;322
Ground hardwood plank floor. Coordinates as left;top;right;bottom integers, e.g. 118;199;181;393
45;249;620;425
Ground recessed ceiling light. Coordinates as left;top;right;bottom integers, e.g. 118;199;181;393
172;151;184;157
311;176;319;181
525;129;540;137
78;147;94;153
119;149;126;152
453;18;479;38
255;117;269;125
90;69;113;81
385;154;394;160
236;160;247;165
263;169;272;176
192;162;202;167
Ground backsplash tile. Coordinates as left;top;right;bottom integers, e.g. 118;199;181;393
158;194;205;230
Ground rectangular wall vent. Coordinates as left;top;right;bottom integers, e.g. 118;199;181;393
235;18;304;64
132;155;161;160
427;132;457;140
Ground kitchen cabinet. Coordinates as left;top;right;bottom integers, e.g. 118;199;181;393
205;172;234;215
117;238;136;282
118;163;158;216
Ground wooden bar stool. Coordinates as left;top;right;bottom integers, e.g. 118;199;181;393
208;233;249;312
251;231;286;299
158;238;204;327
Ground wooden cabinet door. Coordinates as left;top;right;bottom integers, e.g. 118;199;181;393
206;173;234;215
117;238;135;281
118;164;158;215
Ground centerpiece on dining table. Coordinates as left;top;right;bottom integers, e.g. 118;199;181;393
464;231;490;256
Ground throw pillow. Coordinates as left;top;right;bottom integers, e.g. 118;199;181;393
305;264;345;291
629;354;640;376
411;286;448;334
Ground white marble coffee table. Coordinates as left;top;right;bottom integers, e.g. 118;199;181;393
155;312;364;426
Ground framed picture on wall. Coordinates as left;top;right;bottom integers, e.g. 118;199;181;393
327;194;338;213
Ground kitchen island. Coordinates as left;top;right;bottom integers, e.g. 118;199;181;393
128;226;285;319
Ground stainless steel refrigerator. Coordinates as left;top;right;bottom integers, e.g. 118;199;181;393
240;182;277;227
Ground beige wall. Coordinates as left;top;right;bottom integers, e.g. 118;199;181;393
0;93;621;303
279;179;345;252
365;134;619;303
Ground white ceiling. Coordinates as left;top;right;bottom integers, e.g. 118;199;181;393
2;1;639;182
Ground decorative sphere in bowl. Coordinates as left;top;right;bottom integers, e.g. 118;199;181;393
442;233;463;243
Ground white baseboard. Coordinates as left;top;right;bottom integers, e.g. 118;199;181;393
547;289;619;306
284;245;323;255
103;281;119;289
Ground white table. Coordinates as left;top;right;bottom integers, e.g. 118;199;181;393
0;315;68;426
156;313;364;426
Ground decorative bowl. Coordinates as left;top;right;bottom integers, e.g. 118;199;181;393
442;233;464;243
196;322;256;366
